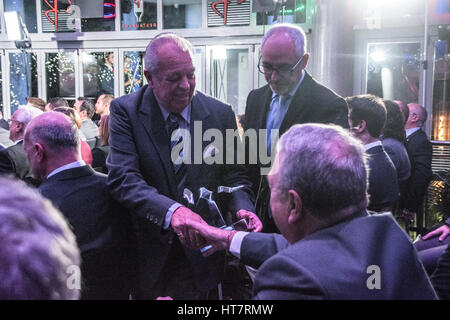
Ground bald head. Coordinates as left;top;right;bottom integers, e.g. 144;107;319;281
406;103;427;129
24;112;81;181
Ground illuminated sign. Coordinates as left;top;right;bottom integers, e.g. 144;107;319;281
208;0;250;27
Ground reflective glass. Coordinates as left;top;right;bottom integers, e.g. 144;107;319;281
121;0;157;31
163;0;202;29
123;51;144;94
82;51;115;98
3;0;37;33
45;52;76;101
9;52;38;114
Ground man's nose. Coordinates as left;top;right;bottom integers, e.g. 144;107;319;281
178;76;190;89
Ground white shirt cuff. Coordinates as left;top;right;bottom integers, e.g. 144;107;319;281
229;231;249;259
163;202;183;229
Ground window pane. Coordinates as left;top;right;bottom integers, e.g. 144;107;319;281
366;42;421;103
121;0;157;31
41;0;75;33
209;47;249;115
123;51;144;94
163;0;202;29
431;40;450;141
82;51;115;98
4;0;37;33
45;52;75;101
81;0;116;32
256;0;307;26
9;52;38;114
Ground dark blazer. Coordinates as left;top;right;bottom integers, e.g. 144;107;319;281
366;145;399;212
0;141;39;187
39;165;134;299
0;127;13;148
92;145;110;174
107;85;255;297
241;212;437;300
242;72;349;230
401;129;433;212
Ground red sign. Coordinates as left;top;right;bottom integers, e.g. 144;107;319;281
211;0;247;25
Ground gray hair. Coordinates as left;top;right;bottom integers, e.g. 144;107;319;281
15;105;43;126
261;24;307;58
0;176;80;299
27;113;80;154
276;123;368;220
144;32;194;73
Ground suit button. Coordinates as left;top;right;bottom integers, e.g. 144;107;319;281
154;218;158;224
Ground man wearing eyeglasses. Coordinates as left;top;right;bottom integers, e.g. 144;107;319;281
242;24;349;233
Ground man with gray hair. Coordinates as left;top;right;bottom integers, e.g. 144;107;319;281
400;103;432;232
183;123;437;299
24;112;133;299
242;23;349;233
0;105;43;186
0;176;80;300
107;32;258;299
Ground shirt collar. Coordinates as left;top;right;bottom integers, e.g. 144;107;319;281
271;70;305;100
364;140;382;151
47;160;86;179
157;98;191;124
406;127;421;138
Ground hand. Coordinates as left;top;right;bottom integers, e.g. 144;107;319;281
184;220;233;257
422;224;450;242
171;206;208;249
236;209;263;232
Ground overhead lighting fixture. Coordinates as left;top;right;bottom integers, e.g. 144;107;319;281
370;51;386;62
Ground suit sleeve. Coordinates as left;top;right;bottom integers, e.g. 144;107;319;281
240;232;289;268
107;100;178;228
0;150;14;174
253;253;325;300
404;137;432;212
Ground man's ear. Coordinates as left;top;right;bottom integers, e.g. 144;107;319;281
357;120;367;133
144;70;153;88
287;189;302;225
300;53;309;70
34;143;45;162
16;122;24;135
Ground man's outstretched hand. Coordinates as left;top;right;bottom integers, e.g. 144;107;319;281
236;209;263;232
171;206;208;248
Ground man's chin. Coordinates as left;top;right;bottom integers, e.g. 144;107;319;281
269;84;289;96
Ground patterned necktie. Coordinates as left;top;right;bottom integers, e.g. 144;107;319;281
167;113;186;197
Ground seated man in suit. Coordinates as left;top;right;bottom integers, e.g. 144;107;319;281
0;176;80;300
182;123;437;299
346;95;399;212
107;33;259;299
0;105;43;186
23;112;133;299
73;98;99;149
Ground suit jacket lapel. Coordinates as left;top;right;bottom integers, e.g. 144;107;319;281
137;87;178;197
258;86;273;130
279;72;314;134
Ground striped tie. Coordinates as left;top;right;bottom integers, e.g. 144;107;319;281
167;113;186;197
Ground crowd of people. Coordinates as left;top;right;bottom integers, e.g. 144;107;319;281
0;24;449;300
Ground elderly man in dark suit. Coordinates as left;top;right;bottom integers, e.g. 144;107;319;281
23;112;133;299
107;33;258;299
182;123;437;300
346;95;399;213
0;106;42;186
242;24;348;232
400;103;433;232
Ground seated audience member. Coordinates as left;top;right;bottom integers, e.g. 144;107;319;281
95;94;114;117
45;97;69;112
381;100;411;202
24;112;134;299
73;98;99;148
414;218;450;275
182;123;437;300
0;110;9;130
53;107;93;166
430;242;450;300
0;176;80;300
92;114;110;174
346;95;399;212
26;97;46;112
0;106;43;186
399;103;432;231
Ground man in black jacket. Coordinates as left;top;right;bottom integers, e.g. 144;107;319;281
242;24;348;232
23;112;133;299
400;103;433;232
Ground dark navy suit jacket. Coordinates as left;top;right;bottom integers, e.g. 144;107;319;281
241;212;437;300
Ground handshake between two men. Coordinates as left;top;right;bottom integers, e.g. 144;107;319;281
170;207;263;255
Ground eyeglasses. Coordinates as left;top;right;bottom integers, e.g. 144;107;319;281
258;55;304;76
